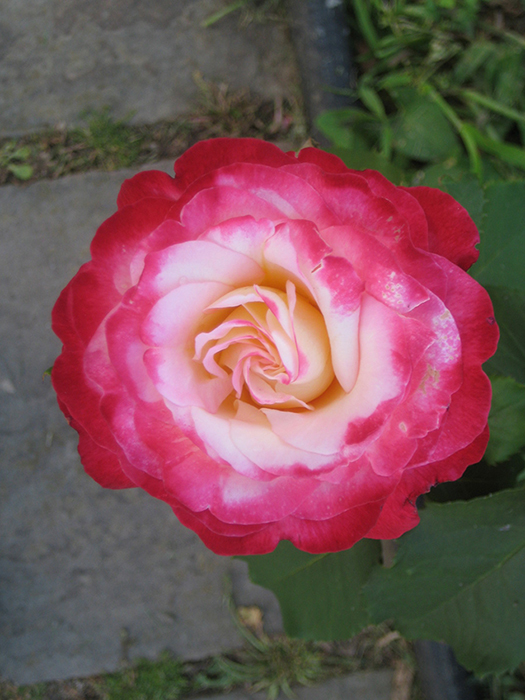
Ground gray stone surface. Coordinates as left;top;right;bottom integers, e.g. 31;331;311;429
0;0;297;135
0;164;283;685
195;670;395;700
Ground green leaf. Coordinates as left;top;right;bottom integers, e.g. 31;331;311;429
7;163;33;180
365;488;525;675
11;146;32;160
358;86;387;121
483;286;525;384
494;52;524;109
413;156;471;189
453;40;496;84
316;109;378;151
470;181;525;291
444;182;525;382
352;0;381;51
465;124;525;172
392;96;459;161
461;90;525;127
486;376;525;465
239;539;381;639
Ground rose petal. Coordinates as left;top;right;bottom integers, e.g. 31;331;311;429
117;171;182;209
229;401;338;476
173;137;295;192
359;169;430;251
405;186;480;270
263;294;411;456
263;220;363;391
91;198;176;294
180;163;339;231
367;425;490;540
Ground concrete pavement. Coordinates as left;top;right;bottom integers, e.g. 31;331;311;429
0;0;296;135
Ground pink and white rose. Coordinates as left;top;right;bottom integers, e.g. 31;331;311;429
52;138;498;554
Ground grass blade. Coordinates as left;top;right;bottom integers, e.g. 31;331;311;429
421;83;483;178
201;0;248;28
461;89;525;125
464;123;525;171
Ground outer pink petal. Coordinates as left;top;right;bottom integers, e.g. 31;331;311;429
437;258;498;367
381;295;463;444
208;163;339;228
98;392;167;479
53;264;120;348
160;448;319;524
53;279;159;492
126;220;196;288
174;496;386;555
366;421;418;477
117;171;182;209
292;461;399;520
404;186;480;270
367;425;490;540
74;419;136;489
176;163;340;234
53;282;124;460
280;165;415;250
173;505;282;555
104;305;161;404
173;137;296;192
357;169;430;250
281;502;385;554
417;259;498;465
90;198;176;294
54;347;126;485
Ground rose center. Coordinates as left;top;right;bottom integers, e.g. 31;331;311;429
194;282;334;409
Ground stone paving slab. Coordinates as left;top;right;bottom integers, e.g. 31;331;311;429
196;670;395;700
0;162;283;685
0;0;297;135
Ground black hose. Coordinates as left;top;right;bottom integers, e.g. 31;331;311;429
286;0;357;146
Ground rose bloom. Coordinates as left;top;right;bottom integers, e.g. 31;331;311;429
52;138;498;555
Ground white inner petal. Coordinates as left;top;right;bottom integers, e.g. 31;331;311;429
194;282;334;409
